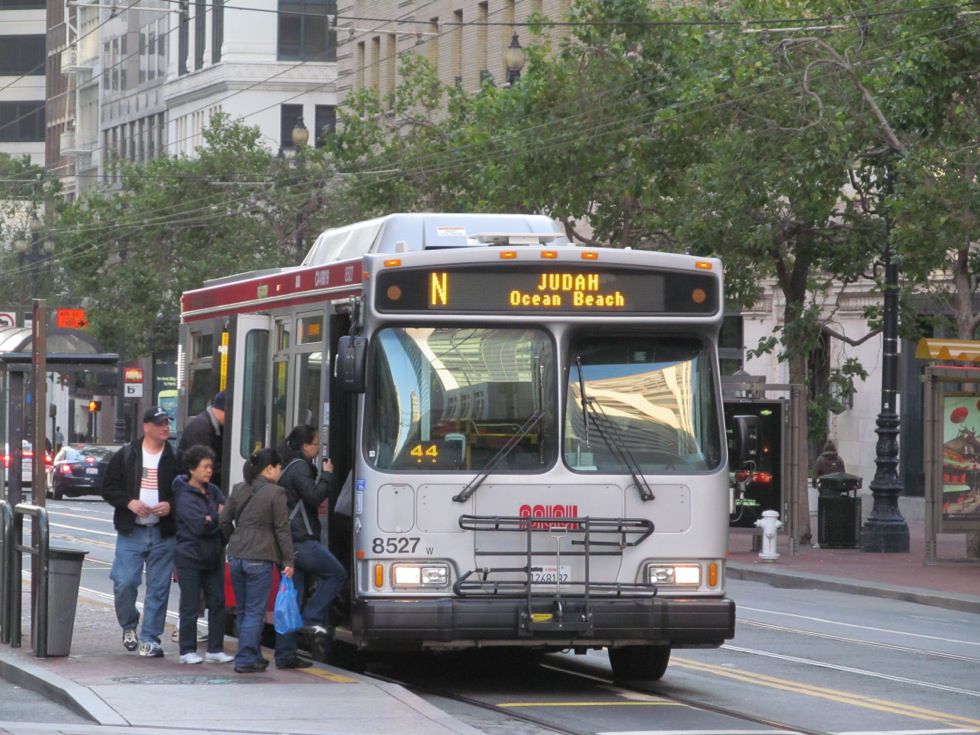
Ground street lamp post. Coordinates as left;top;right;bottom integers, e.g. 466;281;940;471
861;174;910;553
290;118;309;257
504;33;526;85
13;215;55;301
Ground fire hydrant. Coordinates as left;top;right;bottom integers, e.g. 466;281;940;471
754;510;782;562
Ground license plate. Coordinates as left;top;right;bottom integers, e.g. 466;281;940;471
531;565;570;583
85;468;98;475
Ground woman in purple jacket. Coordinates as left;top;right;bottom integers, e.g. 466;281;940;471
172;445;234;664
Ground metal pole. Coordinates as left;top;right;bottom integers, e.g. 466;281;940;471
861;254;910;552
114;351;127;443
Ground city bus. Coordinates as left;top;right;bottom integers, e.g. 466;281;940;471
178;213;735;679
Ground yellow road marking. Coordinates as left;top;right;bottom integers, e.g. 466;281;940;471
499;701;684;708
300;667;360;684
672;656;980;729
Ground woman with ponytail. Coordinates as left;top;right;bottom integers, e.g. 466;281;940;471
275;425;346;662
219;448;296;673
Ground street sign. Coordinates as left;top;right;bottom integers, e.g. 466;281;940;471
124;367;144;383
0;311;16;327
124;383;144;398
56;308;89;329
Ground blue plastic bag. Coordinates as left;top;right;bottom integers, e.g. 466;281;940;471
274;576;303;634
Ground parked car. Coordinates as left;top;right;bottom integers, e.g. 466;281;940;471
2;440;52;489
47;444;121;500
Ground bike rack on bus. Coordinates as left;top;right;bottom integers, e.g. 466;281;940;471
454;515;656;636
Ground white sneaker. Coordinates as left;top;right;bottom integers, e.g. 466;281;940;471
179;652;204;665
205;651;234;664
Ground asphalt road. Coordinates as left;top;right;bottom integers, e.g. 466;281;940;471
23;498;980;735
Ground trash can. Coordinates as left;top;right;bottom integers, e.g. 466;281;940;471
817;473;862;548
46;546;87;656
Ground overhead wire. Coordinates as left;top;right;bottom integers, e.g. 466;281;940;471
18;14;969;257
2;2;973;278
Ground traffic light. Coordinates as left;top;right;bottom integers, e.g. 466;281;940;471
88;400;102;413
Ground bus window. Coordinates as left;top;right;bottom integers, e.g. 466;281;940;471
296;351;322;427
240;329;269;458
272;358;288;450
565;335;721;473
366;327;555;472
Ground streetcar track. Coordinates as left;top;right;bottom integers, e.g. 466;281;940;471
538;660;825;735
366;669;591;735
736;620;980;664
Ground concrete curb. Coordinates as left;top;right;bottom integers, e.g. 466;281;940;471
0;650;128;726
727;562;980;615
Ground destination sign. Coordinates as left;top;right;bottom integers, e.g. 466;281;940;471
375;264;718;315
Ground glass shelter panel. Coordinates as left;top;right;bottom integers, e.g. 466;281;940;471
366;327;555;472
564;335;722;473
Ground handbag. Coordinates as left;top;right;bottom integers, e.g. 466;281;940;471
273;576;303;634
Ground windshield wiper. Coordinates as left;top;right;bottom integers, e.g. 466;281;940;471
453;409;544;503
575;356;654;503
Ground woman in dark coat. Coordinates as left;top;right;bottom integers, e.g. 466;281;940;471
172;444;233;664
275;425;346;658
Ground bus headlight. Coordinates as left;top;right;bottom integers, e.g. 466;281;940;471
391;563;450;588
647;563;701;586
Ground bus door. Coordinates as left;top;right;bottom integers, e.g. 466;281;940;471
178;320;224;436
225;314;272;490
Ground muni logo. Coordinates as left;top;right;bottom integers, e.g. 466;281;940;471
518;504;580;529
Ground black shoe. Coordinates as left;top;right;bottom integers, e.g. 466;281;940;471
300;624;329;636
234;661;268;674
276;656;313;669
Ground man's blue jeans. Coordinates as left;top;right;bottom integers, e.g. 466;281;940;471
110;525;175;644
229;557;273;667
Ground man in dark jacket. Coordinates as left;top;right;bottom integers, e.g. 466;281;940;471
178;391;225;489
101;407;179;658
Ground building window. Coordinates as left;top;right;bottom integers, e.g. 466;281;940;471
385;33;396;98
280;104;303;149
211;0;224;63
178;0;189;75
194;0;206;69
278;0;336;61
0;101;44;142
427;18;438;71
0;36;44;75
477;2;488;81
370;36;380;90
355;41;365;89
453;9;462;85
314;105;335;147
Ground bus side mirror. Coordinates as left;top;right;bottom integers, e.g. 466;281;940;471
336;336;367;393
730;414;760;469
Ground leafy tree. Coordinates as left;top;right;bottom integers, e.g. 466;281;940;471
55;115;338;355
0;154;61;305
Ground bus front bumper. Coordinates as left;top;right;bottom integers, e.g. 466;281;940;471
351;596;734;650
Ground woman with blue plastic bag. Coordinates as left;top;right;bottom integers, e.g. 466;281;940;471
219;448;310;672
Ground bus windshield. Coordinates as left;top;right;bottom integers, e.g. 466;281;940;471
366;327;555;472
564;335;722;474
